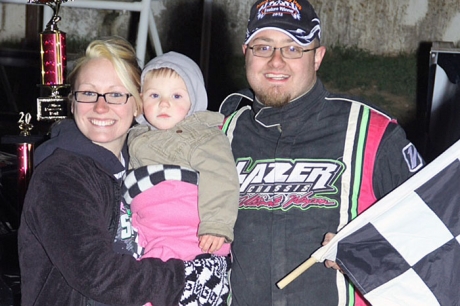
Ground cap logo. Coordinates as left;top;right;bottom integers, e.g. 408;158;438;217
245;0;321;46
256;0;302;20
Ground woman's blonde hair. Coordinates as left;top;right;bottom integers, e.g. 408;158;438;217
67;36;142;114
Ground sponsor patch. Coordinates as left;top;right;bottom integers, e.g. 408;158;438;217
402;143;424;173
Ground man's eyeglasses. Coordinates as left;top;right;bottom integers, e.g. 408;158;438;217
73;91;133;105
248;45;319;59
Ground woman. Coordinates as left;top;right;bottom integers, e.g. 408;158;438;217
18;37;226;306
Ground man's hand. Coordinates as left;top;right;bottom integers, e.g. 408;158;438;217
322;232;344;273
199;235;225;254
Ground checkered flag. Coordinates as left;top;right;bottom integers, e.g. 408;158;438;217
277;140;460;305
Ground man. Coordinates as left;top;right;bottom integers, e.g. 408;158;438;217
219;0;424;305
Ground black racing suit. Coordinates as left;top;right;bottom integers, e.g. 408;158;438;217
220;80;424;306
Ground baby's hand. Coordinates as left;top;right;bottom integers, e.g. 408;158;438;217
199;235;225;254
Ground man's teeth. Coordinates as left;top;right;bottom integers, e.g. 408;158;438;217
266;74;288;80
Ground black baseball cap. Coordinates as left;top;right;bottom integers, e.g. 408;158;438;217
245;0;321;46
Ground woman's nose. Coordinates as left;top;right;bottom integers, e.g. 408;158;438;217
94;95;109;112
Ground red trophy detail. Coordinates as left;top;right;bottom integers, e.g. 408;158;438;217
41;32;67;86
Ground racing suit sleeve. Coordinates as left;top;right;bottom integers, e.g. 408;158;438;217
373;122;425;199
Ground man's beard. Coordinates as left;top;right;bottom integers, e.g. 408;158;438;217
255;86;291;108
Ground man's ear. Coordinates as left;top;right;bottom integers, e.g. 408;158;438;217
242;44;248;55
314;46;327;71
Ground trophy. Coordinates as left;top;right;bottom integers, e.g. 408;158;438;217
16;112;35;211
1;112;43;216
29;0;71;121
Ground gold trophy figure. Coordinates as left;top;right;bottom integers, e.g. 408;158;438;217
29;0;71;120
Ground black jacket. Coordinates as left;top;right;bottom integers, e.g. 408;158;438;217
18;119;185;305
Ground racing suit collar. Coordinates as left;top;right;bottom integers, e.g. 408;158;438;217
253;79;325;128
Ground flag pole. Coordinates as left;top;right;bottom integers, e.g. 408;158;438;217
277;257;318;289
